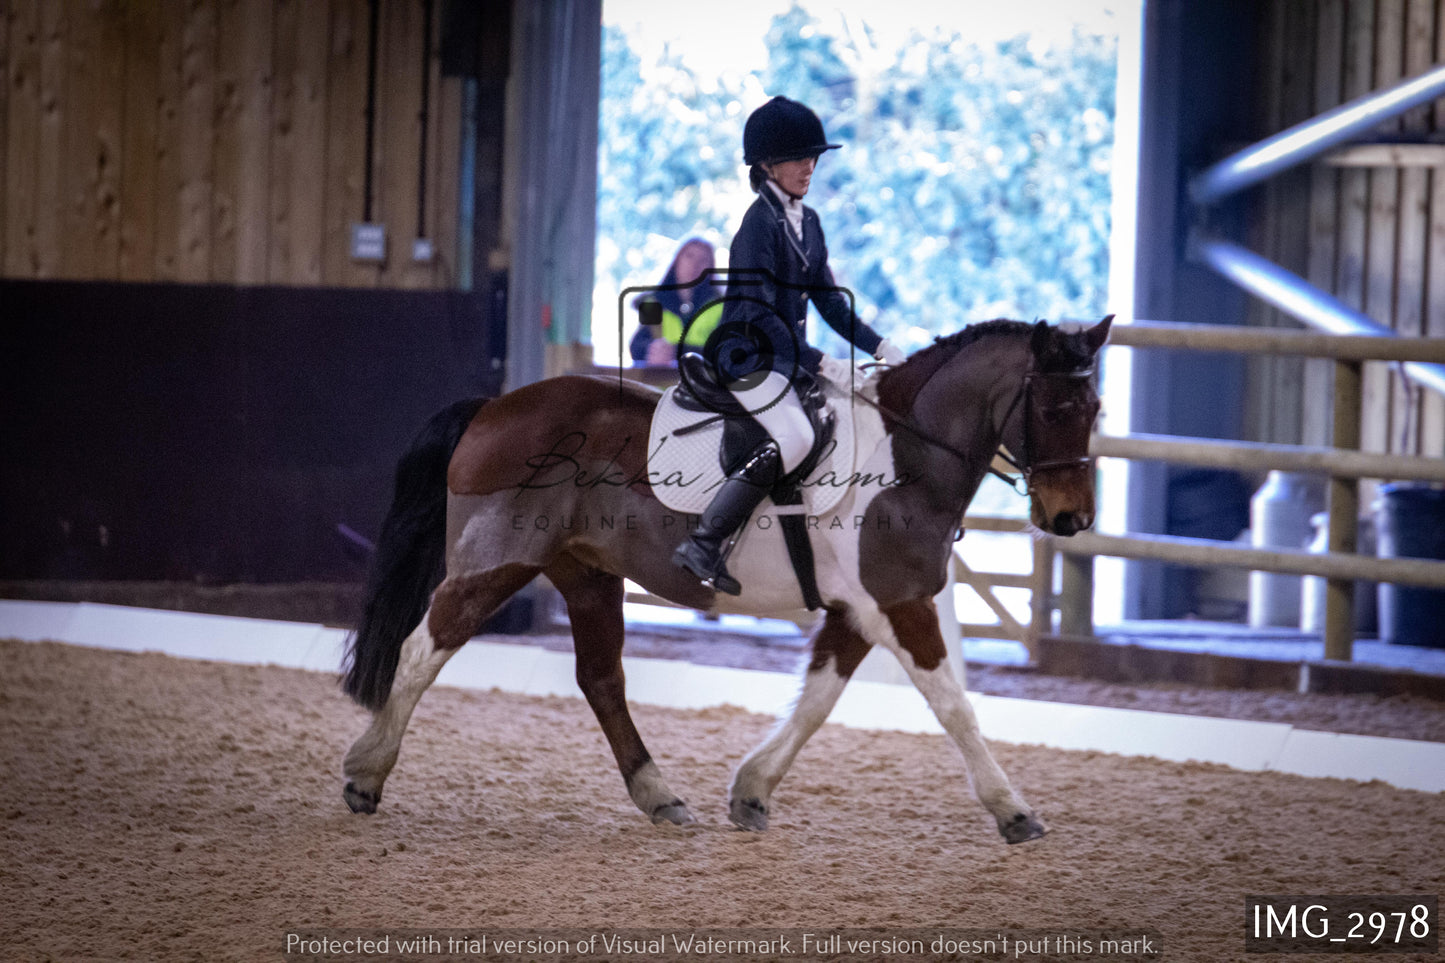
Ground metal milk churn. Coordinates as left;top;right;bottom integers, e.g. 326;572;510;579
1300;511;1377;634
1248;471;1325;628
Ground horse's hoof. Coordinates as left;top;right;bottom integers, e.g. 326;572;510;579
728;796;769;832
1000;811;1047;844
343;782;380;815
650;800;695;826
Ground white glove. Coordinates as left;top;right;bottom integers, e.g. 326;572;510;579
816;354;852;386
875;339;907;366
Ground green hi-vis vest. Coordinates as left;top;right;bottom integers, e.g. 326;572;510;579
659;300;724;348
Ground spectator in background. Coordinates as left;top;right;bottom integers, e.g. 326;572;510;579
629;238;724;365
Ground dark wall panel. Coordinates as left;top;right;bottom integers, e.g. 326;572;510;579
1127;0;1260;619
1;280;503;582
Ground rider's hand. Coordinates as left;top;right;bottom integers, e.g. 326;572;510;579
816;354;853;386
875;339;907;366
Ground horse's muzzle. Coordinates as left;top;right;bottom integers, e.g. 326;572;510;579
1050;511;1093;537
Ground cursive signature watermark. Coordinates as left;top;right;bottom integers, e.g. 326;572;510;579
512;431;914;497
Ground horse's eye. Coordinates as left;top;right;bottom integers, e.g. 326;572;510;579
1040;403;1077;422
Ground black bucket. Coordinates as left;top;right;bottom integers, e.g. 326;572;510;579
1377;484;1445;648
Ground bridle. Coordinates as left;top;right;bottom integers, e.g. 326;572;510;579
857;357;1097;495
990;364;1098;490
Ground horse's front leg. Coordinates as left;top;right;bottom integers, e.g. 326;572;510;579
728;605;871;831
865;599;1047;844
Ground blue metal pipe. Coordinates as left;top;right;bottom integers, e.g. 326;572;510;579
1190;63;1445;205
1190;235;1445;398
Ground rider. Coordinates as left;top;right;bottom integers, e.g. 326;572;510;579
672;95;907;596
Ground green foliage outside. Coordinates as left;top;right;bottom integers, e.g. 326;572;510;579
597;4;1118;362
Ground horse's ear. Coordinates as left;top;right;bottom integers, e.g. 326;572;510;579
1084;314;1114;354
1030;320;1051;357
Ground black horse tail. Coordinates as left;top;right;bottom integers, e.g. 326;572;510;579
341;397;488;712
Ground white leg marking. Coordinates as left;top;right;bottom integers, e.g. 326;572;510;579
731;655;855;809
852;608;1032;825
904;662;1028;817
343;613;456;794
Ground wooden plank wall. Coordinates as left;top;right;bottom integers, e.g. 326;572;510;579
1254;0;1445;465
0;0;462;289
1249;0;1315;450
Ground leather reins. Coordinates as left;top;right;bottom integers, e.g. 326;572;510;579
855;361;1096;495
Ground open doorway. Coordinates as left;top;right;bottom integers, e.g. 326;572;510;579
595;0;1139;636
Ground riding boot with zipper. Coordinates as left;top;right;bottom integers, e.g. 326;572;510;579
672;443;781;595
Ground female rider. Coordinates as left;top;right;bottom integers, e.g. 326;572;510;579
672;95;906;596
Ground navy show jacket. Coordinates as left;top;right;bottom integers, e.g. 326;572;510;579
713;186;883;383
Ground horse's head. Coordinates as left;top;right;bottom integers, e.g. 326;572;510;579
1000;316;1111;536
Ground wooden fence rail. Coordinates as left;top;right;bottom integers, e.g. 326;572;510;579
1041;320;1445;662
1090;433;1445;482
1104;320;1445;362
624;322;1445;668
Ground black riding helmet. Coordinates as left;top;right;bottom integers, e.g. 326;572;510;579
742;96;841;165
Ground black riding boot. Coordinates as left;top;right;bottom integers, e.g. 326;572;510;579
672;443;781;595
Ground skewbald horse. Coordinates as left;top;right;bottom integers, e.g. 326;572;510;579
340;316;1111;843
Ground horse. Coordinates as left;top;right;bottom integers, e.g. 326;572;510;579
339;315;1111;844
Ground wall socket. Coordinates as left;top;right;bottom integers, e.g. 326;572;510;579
350;223;386;262
412;238;435;263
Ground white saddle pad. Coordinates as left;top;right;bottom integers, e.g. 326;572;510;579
647;383;856;518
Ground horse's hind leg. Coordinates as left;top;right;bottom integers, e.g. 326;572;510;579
342;613;453;814
728;606;870;831
867;599;1046;844
342;564;539;813
547;554;692;825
